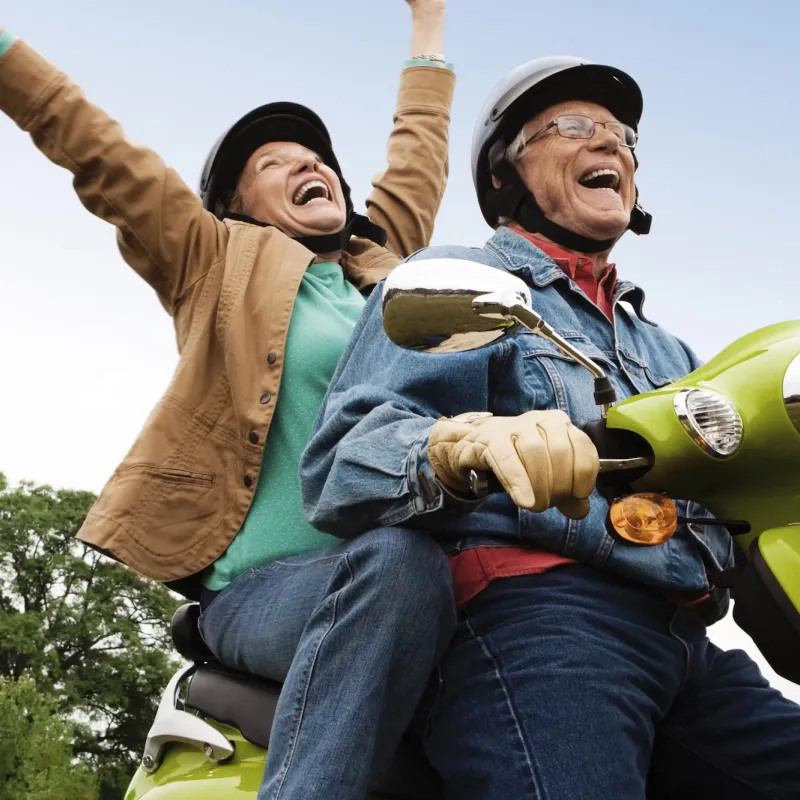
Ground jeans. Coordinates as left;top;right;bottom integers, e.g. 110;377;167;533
198;527;456;800
419;564;800;800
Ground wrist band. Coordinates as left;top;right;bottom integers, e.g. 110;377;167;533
0;28;17;58
412;52;446;63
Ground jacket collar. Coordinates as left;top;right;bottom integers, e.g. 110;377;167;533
226;218;396;292
485;226;652;322
341;239;398;291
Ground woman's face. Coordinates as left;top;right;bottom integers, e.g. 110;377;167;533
235;141;347;237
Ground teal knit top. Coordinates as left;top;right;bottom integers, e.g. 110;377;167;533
203;262;365;590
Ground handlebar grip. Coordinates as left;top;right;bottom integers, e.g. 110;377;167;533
468;469;504;499
581;418;609;456
468;419;607;498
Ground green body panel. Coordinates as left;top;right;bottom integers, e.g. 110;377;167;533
759;527;800;614
124;725;266;799
605;322;800;555
124;722;386;799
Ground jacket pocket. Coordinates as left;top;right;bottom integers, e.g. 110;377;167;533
117;464;215;487
642;364;684;389
519;330;615;368
519;333;613;424
116;463;221;562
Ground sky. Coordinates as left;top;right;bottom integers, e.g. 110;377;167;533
2;0;800;702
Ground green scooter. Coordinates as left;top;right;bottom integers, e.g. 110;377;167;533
125;257;800;798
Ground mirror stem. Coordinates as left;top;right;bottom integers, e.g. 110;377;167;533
473;295;617;417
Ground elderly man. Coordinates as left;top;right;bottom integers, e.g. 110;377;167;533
301;57;800;798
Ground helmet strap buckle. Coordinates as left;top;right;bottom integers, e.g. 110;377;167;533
629;200;652;236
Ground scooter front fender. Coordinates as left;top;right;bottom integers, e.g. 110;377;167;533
731;527;800;685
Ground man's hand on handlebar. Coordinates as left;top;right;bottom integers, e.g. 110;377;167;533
428;410;600;519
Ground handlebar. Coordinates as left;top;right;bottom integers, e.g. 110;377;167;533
467;418;654;500
468;456;652;499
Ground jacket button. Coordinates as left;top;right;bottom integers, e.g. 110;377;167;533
249;431;258;444
260;392;272;404
244;475;253;488
267;352;277;365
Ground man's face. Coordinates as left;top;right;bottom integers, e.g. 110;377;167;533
512;100;636;241
236;141;347;238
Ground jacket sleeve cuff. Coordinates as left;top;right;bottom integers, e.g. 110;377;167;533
0;29;17;58
396;62;456;117
404;58;454;71
0;40;65;127
407;429;484;516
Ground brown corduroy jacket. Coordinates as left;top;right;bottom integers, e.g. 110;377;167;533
0;40;454;592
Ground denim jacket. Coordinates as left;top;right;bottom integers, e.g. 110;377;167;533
301;227;734;621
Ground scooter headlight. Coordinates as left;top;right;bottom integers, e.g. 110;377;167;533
783;352;800;434
674;389;742;458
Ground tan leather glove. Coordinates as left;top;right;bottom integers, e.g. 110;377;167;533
428;410;599;519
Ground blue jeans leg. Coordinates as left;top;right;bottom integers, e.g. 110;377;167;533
648;630;800;799
198;527;456;800
420;564;800;800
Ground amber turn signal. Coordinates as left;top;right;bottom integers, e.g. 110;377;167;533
609;493;678;545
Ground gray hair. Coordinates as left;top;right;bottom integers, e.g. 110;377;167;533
492;127;528;227
505;127;528;164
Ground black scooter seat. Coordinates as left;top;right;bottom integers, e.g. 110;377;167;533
174;604;443;799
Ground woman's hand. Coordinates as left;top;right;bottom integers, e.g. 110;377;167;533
405;0;446;11
405;0;446;59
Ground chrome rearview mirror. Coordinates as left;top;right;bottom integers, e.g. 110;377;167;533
381;259;529;353
382;258;617;414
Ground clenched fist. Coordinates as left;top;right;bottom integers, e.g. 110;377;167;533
405;0;446;12
428;410;600;519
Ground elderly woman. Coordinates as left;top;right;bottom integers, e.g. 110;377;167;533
0;3;455;797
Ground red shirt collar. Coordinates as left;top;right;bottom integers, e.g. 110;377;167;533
506;225;617;321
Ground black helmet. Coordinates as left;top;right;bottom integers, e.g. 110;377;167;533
199;102;386;253
472;56;651;253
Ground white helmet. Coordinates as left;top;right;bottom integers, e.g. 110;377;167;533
472;56;650;251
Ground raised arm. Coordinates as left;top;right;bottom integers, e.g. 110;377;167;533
0;29;225;313
365;0;455;257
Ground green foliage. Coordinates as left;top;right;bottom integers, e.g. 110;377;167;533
0;472;182;796
0;676;98;800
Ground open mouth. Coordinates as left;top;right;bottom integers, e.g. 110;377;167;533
578;168;621;193
292;179;331;206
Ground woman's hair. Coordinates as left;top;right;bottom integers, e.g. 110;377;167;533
227;184;246;214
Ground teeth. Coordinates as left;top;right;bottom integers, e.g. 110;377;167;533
581;168;620;190
293;180;330;205
584;168;619;181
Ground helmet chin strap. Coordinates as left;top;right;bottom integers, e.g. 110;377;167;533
223;211;387;254
487;141;652;255
515;192;619;254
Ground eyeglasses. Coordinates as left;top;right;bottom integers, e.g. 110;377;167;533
518;114;638;154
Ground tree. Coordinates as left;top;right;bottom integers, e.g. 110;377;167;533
0;473;182;797
0;676;98;800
